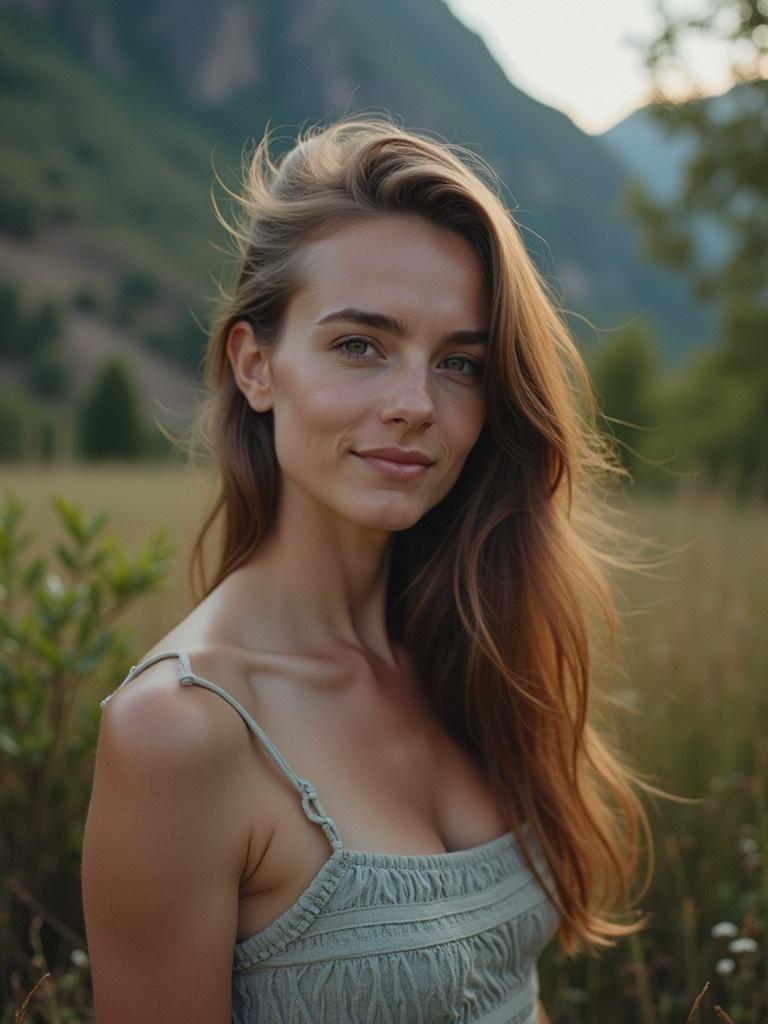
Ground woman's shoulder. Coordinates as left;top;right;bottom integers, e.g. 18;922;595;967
99;634;256;779
83;642;257;1017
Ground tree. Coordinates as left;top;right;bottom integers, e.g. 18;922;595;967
627;0;768;496
0;281;22;357
587;321;660;482
24;299;63;358
0;386;28;459
0;285;65;362
29;343;72;401
75;357;145;459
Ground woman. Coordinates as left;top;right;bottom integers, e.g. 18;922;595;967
81;115;654;1023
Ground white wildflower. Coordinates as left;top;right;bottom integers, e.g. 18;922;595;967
715;958;736;976
711;921;739;939
728;937;758;954
738;836;758;855
70;948;89;968
44;573;65;599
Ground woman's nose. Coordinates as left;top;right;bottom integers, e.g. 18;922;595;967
379;358;436;425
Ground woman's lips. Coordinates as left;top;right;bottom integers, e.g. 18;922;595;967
353;453;430;480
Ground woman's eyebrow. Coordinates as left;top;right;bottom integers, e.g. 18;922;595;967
314;307;488;346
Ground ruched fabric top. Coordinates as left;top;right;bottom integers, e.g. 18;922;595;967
101;650;560;1024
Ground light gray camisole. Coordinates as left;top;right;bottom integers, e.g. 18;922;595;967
101;650;560;1024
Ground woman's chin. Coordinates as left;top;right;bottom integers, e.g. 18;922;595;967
345;499;429;533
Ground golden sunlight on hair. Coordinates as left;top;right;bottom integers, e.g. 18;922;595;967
176;112;682;956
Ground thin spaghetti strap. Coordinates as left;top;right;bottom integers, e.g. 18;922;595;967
101;649;343;853
100;650;182;710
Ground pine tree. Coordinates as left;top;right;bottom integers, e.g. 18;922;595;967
76;357;145;459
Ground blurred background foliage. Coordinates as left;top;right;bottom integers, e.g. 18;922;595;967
0;0;764;496
0;0;766;1020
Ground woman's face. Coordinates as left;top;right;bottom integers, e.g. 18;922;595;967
228;213;490;533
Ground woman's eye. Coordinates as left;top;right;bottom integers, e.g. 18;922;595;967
443;356;483;378
334;338;483;379
336;336;375;359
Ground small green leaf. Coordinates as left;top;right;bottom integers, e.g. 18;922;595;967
0;616;23;644
0;490;25;529
22;556;47;591
51;495;87;544
84;510;109;542
76;631;113;674
0;729;21;756
56;543;79;571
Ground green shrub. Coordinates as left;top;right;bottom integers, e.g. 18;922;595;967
0;490;173;1014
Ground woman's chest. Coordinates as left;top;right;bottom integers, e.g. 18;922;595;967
234;681;509;940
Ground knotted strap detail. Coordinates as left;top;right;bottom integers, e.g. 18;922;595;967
298;779;343;851
106;651;346;856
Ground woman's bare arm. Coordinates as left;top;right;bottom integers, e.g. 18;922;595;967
81;677;252;1024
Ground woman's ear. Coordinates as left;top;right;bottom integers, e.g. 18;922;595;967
226;319;273;412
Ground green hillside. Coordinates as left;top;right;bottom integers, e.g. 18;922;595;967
0;0;715;382
0;12;231;296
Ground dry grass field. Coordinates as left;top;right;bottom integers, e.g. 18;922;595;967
1;460;765;1021
0;459;220;653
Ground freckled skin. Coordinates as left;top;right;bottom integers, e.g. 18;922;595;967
228;214;489;536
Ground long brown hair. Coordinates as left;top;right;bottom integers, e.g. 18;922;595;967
181;113;665;955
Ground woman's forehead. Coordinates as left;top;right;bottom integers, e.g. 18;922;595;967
291;215;489;326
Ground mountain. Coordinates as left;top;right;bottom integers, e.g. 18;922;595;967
0;0;716;423
597;87;755;271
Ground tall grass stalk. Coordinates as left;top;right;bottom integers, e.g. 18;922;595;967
628;928;660;1024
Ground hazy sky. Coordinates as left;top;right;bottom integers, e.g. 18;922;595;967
444;0;749;134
